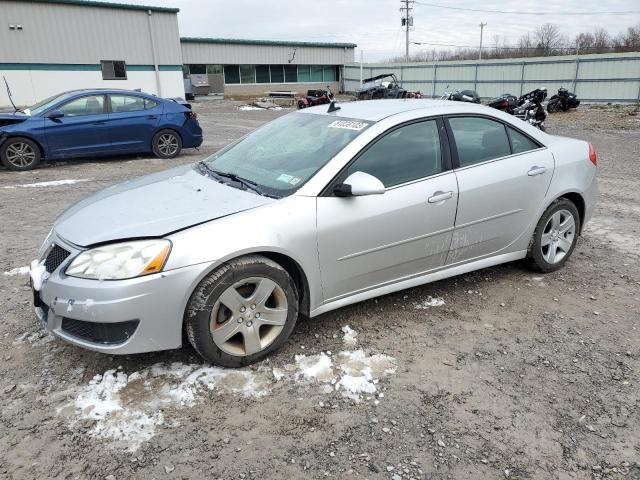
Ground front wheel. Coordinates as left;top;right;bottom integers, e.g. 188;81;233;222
529;198;580;273
152;129;182;159
0;137;41;171
185;255;299;367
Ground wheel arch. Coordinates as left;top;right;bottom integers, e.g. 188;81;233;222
181;249;312;336
1;133;47;159
152;127;183;149
559;192;586;234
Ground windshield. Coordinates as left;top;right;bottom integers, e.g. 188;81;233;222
25;92;75;116
201;112;371;197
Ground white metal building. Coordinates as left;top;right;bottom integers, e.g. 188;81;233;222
0;0;185;107
0;0;357;107
180;38;357;96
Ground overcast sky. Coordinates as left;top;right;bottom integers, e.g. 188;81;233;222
130;0;640;61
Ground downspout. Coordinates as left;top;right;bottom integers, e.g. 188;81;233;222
147;10;162;96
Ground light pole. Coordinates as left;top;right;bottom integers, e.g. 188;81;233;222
479;22;487;60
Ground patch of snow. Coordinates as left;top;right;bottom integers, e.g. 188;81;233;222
294;353;334;382
342;325;358;346
2;179;92;189
64;362;270;451
414;296;445;309
238;105;264;111
3;266;29;276
334;350;397;400
29;259;48;291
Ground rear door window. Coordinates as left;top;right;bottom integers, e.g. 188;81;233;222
109;95;146;113
507;127;540;154
448;117;511;167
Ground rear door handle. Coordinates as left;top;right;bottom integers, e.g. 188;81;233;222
92;121;106;125
146;115;158;119
428;191;454;203
527;166;547;176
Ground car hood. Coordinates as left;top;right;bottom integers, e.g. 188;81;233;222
54;164;276;247
0;111;29;127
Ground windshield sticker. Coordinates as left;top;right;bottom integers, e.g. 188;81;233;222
277;174;294;183
328;120;368;131
289;177;301;186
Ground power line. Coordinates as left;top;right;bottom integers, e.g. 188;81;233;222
413;1;640;15
411;41;630;50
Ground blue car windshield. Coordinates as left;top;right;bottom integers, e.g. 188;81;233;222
25;92;75;116
201;112;371;197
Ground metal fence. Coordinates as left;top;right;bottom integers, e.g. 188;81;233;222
344;52;640;103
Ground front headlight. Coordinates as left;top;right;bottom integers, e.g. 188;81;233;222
66;240;171;280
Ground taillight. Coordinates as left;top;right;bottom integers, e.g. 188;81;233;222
185;111;197;120
588;143;597;166
499;99;509;108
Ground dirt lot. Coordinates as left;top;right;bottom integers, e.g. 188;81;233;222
0;101;638;480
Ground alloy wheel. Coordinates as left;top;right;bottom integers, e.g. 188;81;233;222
5;142;36;168
209;276;288;356
541;209;575;264
157;133;179;156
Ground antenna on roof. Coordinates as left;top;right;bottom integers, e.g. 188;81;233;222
3;76;18;112
327;99;340;113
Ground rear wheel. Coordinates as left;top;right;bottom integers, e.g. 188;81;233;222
0;137;41;171
529;198;580;273
185;255;299;367
152;129;182;159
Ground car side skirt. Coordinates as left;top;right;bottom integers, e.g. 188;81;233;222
310;250;527;317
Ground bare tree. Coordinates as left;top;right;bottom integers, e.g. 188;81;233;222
534;23;565;55
574;32;594;54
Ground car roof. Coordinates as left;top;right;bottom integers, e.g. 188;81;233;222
298;99;490;122
62;88;158;97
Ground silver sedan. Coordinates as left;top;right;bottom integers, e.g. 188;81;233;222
32;99;598;367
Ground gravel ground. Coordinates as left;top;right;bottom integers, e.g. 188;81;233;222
0;100;638;480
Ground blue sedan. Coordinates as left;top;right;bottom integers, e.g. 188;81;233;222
0;89;203;171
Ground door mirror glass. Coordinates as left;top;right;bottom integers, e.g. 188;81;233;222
45;109;64;119
334;171;385;197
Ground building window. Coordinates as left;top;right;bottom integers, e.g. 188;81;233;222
101;60;126;80
224;65;240;84
256;65;270;83
270;65;284;83
240;65;255;84
310;65;323;82
297;65;310;82
323;65;337;82
188;64;206;74
207;64;223;75
284;65;298;83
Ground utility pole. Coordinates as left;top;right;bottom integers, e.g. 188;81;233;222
400;0;414;62
478;22;487;60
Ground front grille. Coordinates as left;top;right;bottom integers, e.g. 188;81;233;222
61;318;139;345
44;244;70;273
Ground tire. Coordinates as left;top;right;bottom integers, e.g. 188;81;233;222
528;198;581;273
0;137;41;171
547;101;559;113
152;129;182;159
185;255;300;367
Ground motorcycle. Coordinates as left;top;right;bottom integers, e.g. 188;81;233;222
513;88;548;131
488;88;548;131
440;85;480;103
298;86;334;109
547;87;580;113
487;94;518;114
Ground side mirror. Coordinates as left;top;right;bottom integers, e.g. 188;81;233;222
45;110;64;119
334;171;385;197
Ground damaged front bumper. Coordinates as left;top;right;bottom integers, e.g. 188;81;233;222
34;232;209;355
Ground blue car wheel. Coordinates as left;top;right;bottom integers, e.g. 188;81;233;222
152;129;182;159
1;137;42;171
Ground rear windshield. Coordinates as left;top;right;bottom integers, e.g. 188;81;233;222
202;112;371;197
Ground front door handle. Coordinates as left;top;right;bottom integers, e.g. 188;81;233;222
146;115;158;119
527;166;547;176
92;121;106;125
428;190;454;203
